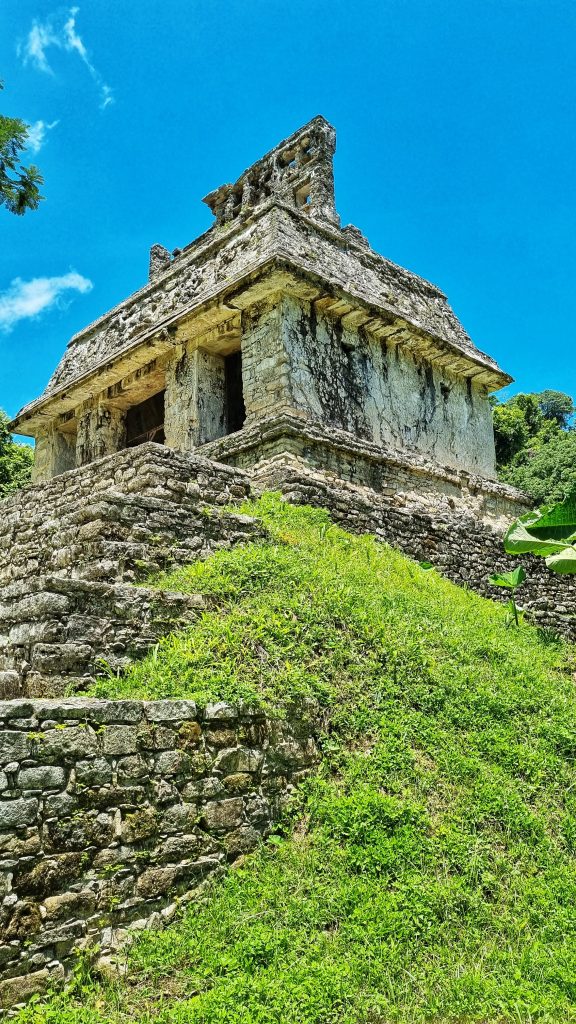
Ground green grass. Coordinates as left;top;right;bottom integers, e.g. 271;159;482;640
18;494;576;1023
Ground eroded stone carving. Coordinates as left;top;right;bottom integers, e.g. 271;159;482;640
203;116;339;229
149;243;172;281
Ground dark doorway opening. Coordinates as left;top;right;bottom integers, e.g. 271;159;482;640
125;390;166;447
224;351;246;434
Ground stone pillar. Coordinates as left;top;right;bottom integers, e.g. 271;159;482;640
165;346;226;450
164;348;195;451
76;403;126;467
32;427;77;483
240;300;293;425
149;244;171;281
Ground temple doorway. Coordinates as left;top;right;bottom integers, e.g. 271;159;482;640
125;390;166;447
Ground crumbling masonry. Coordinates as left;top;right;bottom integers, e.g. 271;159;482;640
6;114;576;695
12;117;519;500
1;117;575;1008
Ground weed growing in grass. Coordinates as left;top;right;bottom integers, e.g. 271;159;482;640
489;565;526;626
17;494;576;1023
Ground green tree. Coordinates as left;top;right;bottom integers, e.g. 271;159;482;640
501;430;576;506
0;411;34;497
493;389;576;505
510;392;544;435
492;400;530;464
537;390;575;428
0;83;44;215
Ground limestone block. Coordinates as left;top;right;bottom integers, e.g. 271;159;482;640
101;726;139;757
116;755;149;783
201;798;244;832
205;727;237;748
160;802;198;835
120;807;158;844
75;757;113;786
0;672;21;700
222;772;253;793
44;811;115;852
135;865;181;899
144;700;198;722
18;766;66;791
31;643;93;673
0;732;30;764
154;750;193;777
203;702;238;721
157;834;201;864
14;853;84;896
222;824;262;856
0;797;38;830
0;967;50;1009
43;792;77;820
213;747;264;775
43;890;97;921
39;726;99;760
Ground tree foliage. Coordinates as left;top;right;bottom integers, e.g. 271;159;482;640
0;411;34;498
492;389;576;504
0;83;44;215
538;389;575;428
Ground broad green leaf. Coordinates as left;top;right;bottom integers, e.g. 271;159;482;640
504;517;570;556
545;546;576;574
528;491;576;531
503;491;576;574
489;566;526;590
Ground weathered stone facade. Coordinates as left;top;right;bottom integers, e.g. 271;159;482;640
200;412;529;530
2;118;575;1012
0;697;317;1009
10;116;521;520
0;444;261;700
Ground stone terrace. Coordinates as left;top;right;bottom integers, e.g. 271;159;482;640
0;445;263;700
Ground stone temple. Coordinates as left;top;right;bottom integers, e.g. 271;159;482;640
12;116;515;518
3;120;576;1008
3;116;575;707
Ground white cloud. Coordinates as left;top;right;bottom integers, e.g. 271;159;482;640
26;119;59;155
18;7;114;109
0;273;93;333
18;20;58;74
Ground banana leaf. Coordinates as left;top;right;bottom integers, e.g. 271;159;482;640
503;492;576;574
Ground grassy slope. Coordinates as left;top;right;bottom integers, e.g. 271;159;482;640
18;495;576;1024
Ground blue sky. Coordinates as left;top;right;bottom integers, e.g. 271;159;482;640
1;0;575;426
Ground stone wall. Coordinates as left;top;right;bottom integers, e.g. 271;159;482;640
0;443;256;587
0;578;205;700
0;697;317;1010
276;294;497;477
0;445;263;700
200;413;529;530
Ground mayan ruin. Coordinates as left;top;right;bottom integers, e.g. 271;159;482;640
1;113;575;1011
3;115;576;711
11;117;523;520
